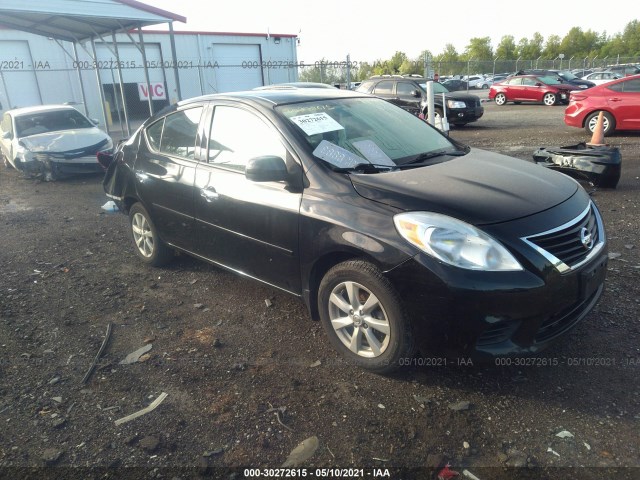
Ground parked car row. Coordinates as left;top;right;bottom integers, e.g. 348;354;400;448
355;75;484;127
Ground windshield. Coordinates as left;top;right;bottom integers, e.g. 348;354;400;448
557;71;577;80
277;97;456;170
537;76;562;85
15;109;94;137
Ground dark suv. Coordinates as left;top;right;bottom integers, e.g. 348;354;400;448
355;75;483;126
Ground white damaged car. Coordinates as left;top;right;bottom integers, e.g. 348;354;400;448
0;105;113;180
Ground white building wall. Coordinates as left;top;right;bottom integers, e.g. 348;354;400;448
0;29;298;127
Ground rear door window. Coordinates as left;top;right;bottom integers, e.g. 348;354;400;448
158;107;203;160
373;81;394;95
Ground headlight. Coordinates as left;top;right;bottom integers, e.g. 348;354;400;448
447;100;466;108
393;212;523;271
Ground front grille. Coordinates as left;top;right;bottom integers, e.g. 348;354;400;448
534;285;602;343
523;203;603;271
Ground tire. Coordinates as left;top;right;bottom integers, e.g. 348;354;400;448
494;93;507;106
318;260;414;373
543;92;557;106
514;101;522;105
129;203;174;266
482;84;489;89
585;111;615;137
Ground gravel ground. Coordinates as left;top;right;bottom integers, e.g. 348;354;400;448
0;98;639;480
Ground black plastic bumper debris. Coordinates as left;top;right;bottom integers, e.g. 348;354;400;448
532;142;621;189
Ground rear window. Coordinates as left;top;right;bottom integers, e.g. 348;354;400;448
608;79;640;93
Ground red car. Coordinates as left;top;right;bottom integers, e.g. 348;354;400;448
489;75;577;106
564;74;640;135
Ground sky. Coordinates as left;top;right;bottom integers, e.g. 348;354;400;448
148;0;633;63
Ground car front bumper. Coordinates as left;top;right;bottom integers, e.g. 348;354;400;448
447;107;484;124
387;247;607;361
15;153;104;179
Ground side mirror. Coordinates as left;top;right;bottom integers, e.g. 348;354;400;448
90;118;100;126
411;90;421;98
245;155;288;182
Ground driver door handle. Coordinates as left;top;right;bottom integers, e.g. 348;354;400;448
200;187;219;202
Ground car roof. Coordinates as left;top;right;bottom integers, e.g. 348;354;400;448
369;75;427;82
253;82;336;90
161;88;371;115
6;104;80;117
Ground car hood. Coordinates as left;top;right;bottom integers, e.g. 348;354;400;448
349;148;579;225
442;91;480;101
20;128;111;154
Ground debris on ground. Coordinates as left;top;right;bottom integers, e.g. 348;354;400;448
437;463;459;480
547;447;561;457
114;392;168;426
462;469;481;480
309;360;321;368
119;343;152;365
281;436;319;467
448;401;471;411
555;430;574;438
82;323;113;384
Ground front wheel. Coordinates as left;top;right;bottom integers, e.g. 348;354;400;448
494;93;507;106
129;203;174;266
318;260;414;373
543;92;557;106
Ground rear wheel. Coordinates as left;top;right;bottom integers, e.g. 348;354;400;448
494;93;507;106
585;111;615;136
129;203;174;266
318;260;414;373
543;92;557;106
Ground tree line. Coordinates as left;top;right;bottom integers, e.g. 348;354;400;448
299;20;640;83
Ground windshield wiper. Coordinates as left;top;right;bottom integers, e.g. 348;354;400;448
333;162;395;173
396;149;467;169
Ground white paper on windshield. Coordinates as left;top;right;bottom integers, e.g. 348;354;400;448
351;140;394;166
313;140;363;168
290;112;344;136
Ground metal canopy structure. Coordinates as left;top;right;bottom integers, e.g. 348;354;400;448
0;0;186;135
0;0;185;42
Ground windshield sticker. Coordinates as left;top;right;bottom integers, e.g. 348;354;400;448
313;140;363;168
290;112;344;136
351;140;395;166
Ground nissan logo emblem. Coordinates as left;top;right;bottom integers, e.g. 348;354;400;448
580;227;594;250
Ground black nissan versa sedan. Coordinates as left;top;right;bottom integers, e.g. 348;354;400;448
102;88;607;373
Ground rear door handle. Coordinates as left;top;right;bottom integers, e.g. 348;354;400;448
200;187;219;202
609;98;622;102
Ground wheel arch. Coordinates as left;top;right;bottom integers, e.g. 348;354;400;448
304;248;388;321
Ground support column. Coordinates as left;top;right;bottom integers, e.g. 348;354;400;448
169;22;182;101
90;38;109;129
112;31;131;136
138;25;154;116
